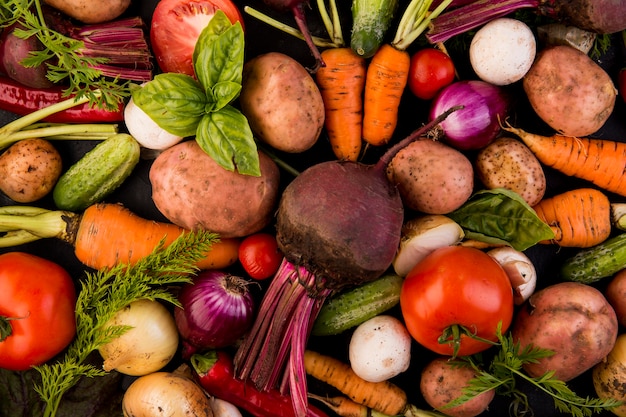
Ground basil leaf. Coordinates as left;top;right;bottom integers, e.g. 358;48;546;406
193;11;244;94
133;73;206;137
207;81;242;112
448;188;555;251
195;105;260;176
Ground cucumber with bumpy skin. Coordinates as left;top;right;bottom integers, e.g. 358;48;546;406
311;273;403;336
350;0;398;58
53;133;141;211
561;233;626;283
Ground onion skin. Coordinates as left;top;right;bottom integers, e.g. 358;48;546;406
122;371;213;417
174;271;255;359
99;299;179;376
429;80;510;150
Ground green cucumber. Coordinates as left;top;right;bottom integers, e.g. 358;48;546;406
561;233;626;283
53;133;141;211
350;0;398;58
311;273;403;336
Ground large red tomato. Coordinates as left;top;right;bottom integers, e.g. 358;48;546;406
408;48;456;100
0;252;76;370
150;0;244;76
400;246;514;357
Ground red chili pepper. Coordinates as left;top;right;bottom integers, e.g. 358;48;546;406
0;75;124;123
191;350;329;417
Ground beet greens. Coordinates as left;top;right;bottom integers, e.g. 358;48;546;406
234;106;462;417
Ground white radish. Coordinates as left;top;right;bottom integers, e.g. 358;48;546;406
348;315;411;383
469;18;536;86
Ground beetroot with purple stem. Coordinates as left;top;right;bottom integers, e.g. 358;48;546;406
234;105;462;417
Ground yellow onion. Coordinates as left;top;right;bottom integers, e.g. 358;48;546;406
593;333;626;416
99;299;179;376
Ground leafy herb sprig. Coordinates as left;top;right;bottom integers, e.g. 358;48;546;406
33;230;218;417
446;324;621;417
1;0;132;109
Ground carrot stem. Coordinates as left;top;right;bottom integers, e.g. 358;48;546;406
0;208;78;245
392;0;454;51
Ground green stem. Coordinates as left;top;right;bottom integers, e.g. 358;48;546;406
438;324;499;358
243;6;339;48
0;208;80;246
392;0;455;51
316;0;344;46
0;124;118;149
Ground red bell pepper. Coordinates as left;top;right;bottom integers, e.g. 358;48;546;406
191;350;329;417
0;75;124;123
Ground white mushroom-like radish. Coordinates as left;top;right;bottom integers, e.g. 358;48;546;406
469;18;536;86
124;96;183;150
487;247;537;305
392;215;465;277
348;315;411;383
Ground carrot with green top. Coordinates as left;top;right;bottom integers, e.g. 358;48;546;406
362;0;453;146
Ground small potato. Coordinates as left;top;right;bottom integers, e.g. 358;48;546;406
523;45;617;137
470;18;536;86
386;138;474;214
150;140;281;238
240;52;324;153
43;0;131;24
475;136;546;206
348;315;411;383
511;281;618;381
420;357;495;417
0;138;62;203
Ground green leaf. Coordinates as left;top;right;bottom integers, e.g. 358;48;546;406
448;188;555;251
195;106;260;176
133;73;207;138
207;81;242;112
193;11;245;93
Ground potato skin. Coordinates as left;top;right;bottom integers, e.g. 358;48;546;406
475;136;546;206
511;282;618;381
420;357;495;417
523;45;617;137
0;138;62;203
605;269;626;327
386;139;474;214
240;52;324;153
150;140;280;238
43;0;131;24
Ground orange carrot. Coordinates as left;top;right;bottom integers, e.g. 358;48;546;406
316;47;367;161
503;124;626;198
532;188;612;248
361;0;453;146
361;44;411;147
303;350;407;416
308;393;391;417
73;203;240;270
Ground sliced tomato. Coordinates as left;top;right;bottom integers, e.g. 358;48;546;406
150;0;244;76
238;233;283;280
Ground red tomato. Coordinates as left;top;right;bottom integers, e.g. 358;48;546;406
238;233;283;280
408;48;456;100
0;252;76;370
150;0;244;76
400;246;514;357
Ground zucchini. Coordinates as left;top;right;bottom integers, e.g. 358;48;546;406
560;233;626;283
53;133;141;211
350;0;398;58
311;273;403;336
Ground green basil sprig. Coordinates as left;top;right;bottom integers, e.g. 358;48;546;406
448;188;555;251
132;11;259;176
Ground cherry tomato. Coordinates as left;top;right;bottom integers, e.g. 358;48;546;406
408;48;456;100
400;246;514;357
0;252;76;371
150;0;244;76
238;233;283;280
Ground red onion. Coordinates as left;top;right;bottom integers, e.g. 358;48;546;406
175;271;255;359
429;80;510;150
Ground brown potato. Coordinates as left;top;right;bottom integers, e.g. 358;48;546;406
511;281;618;381
240;52;324;153
475;136;546;206
0;138;62;203
523;45;617;137
149;140;280;238
386;138;474;214
420;356;495;417
43;0;131;24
